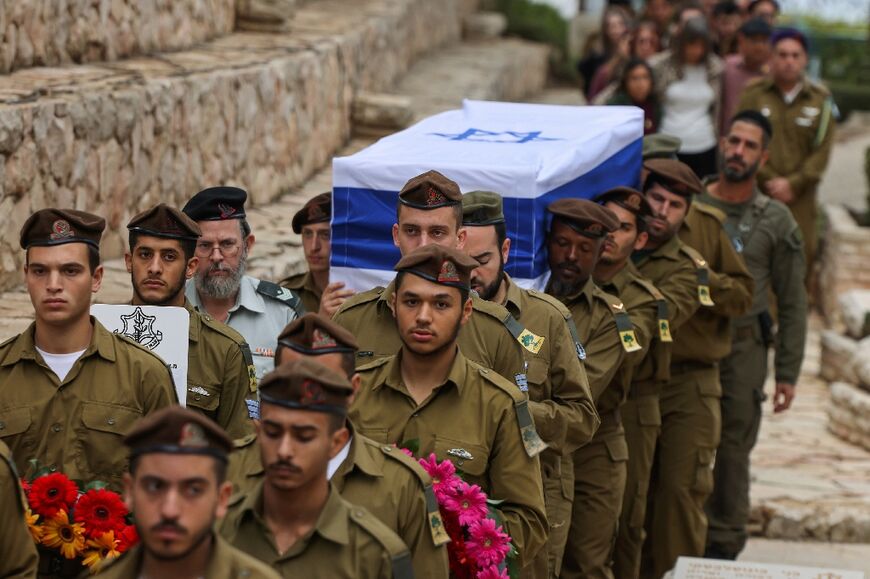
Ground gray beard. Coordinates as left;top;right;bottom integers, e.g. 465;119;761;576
194;250;247;299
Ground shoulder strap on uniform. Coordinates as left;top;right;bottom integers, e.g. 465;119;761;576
233;433;258;450
0;334;17;349
355;356;391;372
680;245;715;307
502;313;545;355
256;280;304;316
564;315;588;361
596;289;643;353
335;287;384;315
633;277;673;342
814;95;834;149
693;201;727;223
731;193;771;253
350;507;415;579
477;367;547;457
525;289;587;360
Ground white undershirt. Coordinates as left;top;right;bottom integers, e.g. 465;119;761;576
36;347;86;382
327;435;352;480
660;64;717;154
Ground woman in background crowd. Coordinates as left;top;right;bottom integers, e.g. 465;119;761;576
603;57;661;134
633;19;662;61
577;4;634;99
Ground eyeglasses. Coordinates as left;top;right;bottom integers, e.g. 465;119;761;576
195;240;242;257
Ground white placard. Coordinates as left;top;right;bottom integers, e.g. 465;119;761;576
91;305;190;406
673;557;865;579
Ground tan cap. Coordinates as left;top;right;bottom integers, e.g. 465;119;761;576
20;208;106;250
259;358;354;416
547;198;620;239
462;191;505;226
292;193;331;234
642;158;704;197
127;203;201;241
394;244;478;290
398;170;462;209
593;186;652;220
642;134;682;160
124;406;233;461
278;313;359;355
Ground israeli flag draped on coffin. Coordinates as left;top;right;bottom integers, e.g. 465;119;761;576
331;100;644;291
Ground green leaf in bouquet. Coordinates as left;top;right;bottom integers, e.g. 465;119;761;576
83;480;109;492
399;438;420;456
32;465;53;479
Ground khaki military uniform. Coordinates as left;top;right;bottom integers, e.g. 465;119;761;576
184;301;257;439
280;270;321;315
560;266;658;579
0;440;38;579
500;274;599;578
221;482;413;579
737;76;835;271
0;319;176;490
699;184;807;558
96;533;280;579
640;204;754;579
351;350;548;569
334;279;526;384
227;429;449;578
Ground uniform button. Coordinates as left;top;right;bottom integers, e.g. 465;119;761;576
353;509;365;519
107;418;116;426
382;446;392;453
412;413;420;418
51;424;62;433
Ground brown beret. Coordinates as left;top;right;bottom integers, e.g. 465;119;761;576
278;313;359;355
127;203;201;241
259;358;354;416
399;170;462;209
394;244;478;290
124;406;233;462
642;158;704;197
547;198;620;239
462;191;505;226
292;193;331;234
20;208;106;250
593;186;652;219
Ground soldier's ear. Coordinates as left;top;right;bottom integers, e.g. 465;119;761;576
215;480;234;519
456;226;467;250
392;223;401;248
460;296;473;325
501;237;511;265
759;148;769;170
185;256;199;280
124;252;133;274
91;264;104;294
122;472;134;511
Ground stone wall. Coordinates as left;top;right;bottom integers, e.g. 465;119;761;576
0;0;478;289
0;0;236;74
818;204;870;328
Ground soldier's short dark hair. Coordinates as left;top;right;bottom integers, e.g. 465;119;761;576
730;110;773;148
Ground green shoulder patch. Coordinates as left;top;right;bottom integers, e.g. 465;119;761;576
680;245;715;307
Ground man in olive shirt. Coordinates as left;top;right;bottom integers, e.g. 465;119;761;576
126;204;256;439
281;193;356;317
333;170;528;389
98;407;280;579
0;440;37;578
221;359;413;578
228;313;450;577
640;159;754;579
0;209;176;490
462;191;599;577
737;27;835;277
351;245;548;570
701;111;807;560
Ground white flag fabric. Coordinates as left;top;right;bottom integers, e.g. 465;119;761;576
331;100;644;291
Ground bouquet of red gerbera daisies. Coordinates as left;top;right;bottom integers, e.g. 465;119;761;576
22;470;138;575
414;451;517;579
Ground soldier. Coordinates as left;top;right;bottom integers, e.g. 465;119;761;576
350;245;548;569
228;313;450;577
97;407;279;578
126;204;256;438
542;199;637;579
737;27;835;280
640;158;754;579
221;359;413;578
280;193;355;317
461;190;599;577
183;187;303;383
0;439;38;578
701;110;807;560
333;170;527;387
0;209;176;490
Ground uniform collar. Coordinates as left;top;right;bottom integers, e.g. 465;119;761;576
380;347;468;397
502;274;524;318
184;299;202;343
1;318;117;367
235;276;266;314
95;533;233;577
333;428;383;481
546;276;595;308
597;264;633;296
641;234;684;264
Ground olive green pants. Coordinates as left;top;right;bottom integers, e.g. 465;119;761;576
526;450;575;578
613;393;660;579
705;328;767;559
561;428;627;579
640;366;721;579
788;189;817;285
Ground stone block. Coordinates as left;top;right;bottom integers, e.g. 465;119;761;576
839;289;870;339
820;330;857;384
853;336;870;392
828;381;870;451
352;92;413;131
236;0;297;32
463;11;508;39
819;205;870;329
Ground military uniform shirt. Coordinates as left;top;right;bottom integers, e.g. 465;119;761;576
186;275;301;382
96;533;280;579
183;301;256;439
0;319;176;489
0;440;38;579
221;482;413;579
280;270;321;315
698;185;807;384
351;349;548;568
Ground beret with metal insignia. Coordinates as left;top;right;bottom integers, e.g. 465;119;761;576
593;186;652;220
547;198;620;239
292;192;331;234
20;208;106;250
182;186;248;221
394;244;478;290
127;203;202;241
642;134;682;160
278;313;359;355
123;406;233;462
642;158;704;197
398;170;462;209
462;191;505;226
259;358;354;416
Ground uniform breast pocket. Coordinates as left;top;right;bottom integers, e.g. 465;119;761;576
0;407;33;447
186;382;222;415
433;435;489;484
525;357;551;400
78;402;142;482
